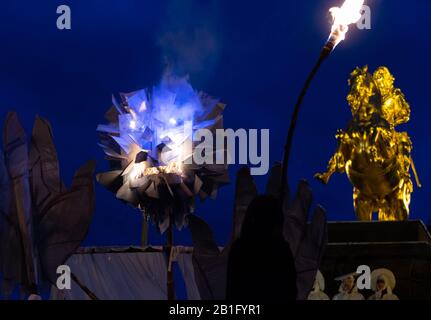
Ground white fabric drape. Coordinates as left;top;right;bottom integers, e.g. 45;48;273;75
50;248;200;300
176;253;201;300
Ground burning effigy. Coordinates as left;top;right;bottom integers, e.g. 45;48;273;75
96;75;229;234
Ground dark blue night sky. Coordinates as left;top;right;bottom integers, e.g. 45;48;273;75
0;0;430;251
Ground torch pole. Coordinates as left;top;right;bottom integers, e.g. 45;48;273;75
280;41;334;205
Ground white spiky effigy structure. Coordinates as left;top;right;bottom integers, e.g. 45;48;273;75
96;75;229;233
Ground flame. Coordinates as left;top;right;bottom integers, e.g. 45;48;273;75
142;162;183;177
128;161;183;183
164;161;183;174
328;0;364;48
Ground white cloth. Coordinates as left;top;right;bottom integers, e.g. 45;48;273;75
333;291;364;300
368;292;399;300
308;291;330;300
50;249;200;300
176;253;201;300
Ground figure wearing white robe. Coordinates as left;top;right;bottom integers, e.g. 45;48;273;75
368;271;399;301
308;271;330;300
332;275;364;300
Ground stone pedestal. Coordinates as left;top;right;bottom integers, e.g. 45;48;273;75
321;220;431;300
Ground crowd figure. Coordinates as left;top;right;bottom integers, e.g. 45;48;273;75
308;268;399;300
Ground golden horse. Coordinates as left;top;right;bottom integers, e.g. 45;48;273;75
315;66;421;221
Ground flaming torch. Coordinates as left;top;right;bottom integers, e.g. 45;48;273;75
280;0;365;201
96;75;229;299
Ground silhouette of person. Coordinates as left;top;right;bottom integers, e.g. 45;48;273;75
226;195;297;300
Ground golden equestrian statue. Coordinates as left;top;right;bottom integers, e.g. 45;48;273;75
315;66;421;221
